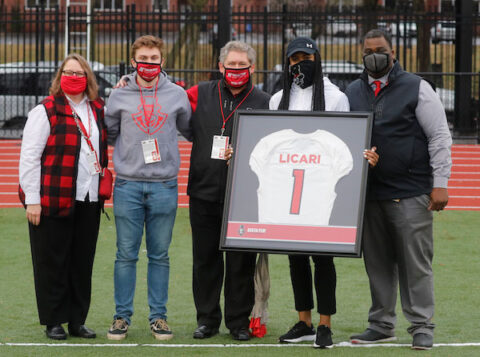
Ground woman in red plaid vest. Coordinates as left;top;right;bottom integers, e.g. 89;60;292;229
19;54;108;340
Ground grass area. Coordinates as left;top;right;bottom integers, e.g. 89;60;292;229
0;208;479;356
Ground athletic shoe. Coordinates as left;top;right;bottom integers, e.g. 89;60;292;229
350;328;397;344
279;321;316;343
107;318;128;340
313;325;333;349
412;333;433;350
151;318;173;340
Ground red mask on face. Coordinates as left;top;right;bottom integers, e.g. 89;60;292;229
224;67;251;88
60;75;87;96
135;60;162;82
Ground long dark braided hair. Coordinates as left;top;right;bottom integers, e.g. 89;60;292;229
278;51;325;111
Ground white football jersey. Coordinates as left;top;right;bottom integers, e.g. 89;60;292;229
249;129;353;226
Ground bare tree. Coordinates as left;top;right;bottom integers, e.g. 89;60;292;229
413;0;432;73
165;0;208;71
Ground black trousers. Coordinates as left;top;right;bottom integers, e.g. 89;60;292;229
288;254;337;315
189;197;256;330
28;200;100;326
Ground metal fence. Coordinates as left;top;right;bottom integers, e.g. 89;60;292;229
1;4;479;140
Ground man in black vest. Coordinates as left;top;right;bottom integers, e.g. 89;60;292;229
345;29;452;350
186;41;270;341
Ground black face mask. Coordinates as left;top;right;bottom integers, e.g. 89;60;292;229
289;60;315;89
363;53;391;78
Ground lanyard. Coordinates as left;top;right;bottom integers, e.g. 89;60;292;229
137;77;160;136
217;80;254;136
71;104;95;153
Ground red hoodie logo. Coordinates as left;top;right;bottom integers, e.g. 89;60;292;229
131;95;168;135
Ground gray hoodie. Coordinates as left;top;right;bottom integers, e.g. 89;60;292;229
105;72;192;182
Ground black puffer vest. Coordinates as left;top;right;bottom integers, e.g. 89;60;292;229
345;62;432;200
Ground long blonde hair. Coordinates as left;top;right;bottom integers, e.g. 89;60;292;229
49;53;99;100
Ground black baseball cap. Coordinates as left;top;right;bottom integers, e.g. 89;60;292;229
286;37;319;58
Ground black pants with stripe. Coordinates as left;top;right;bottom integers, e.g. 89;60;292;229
28;200;100;326
288;254;337;316
189;197;256;331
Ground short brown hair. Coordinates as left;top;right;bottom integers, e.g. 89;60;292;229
131;35;164;59
49;53;99;100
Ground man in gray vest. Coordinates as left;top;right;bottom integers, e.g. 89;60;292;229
345;29;452;350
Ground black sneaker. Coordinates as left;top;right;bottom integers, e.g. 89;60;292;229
279;321;316;343
350;328;397;344
313;325;333;349
230;327;251;341
412;333;433;350
107;318;128;340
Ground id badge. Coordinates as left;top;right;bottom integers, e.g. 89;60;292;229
142;138;161;164
86;150;101;175
211;135;229;160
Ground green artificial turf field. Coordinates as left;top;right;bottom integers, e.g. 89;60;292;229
0;208;479;356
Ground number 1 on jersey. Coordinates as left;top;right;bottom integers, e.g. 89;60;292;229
290;169;305;215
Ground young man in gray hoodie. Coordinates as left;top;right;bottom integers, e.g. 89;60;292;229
105;35;191;341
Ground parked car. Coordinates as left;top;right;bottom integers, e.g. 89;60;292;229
257;60;363;95
0;61;116;129
326;20;357;37
256;61;457;123
285;23;313;41
431;21;455;43
378;22;417;37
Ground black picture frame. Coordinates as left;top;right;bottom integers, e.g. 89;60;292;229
220;110;373;257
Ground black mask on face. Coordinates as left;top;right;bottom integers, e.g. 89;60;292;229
363;53;391;78
289;60;315;89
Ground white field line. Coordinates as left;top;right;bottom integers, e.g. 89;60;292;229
1;342;480;348
450;195;480;198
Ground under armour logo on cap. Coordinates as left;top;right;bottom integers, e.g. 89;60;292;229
286;36;319;57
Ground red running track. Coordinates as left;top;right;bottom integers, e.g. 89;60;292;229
1;140;479;210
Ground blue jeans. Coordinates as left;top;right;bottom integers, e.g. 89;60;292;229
113;178;177;324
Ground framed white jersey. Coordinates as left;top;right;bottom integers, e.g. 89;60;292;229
249;129;353;226
220;110;373;257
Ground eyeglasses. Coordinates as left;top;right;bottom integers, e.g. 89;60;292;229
62;70;86;77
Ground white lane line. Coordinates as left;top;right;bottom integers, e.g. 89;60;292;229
447;206;480;209
1;342;480;348
450;178;480;181
448;187;480;189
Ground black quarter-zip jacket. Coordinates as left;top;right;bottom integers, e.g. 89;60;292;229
186;79;271;202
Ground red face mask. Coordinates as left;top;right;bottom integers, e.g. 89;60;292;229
60;75;87;96
135;60;162;82
224;66;251;88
